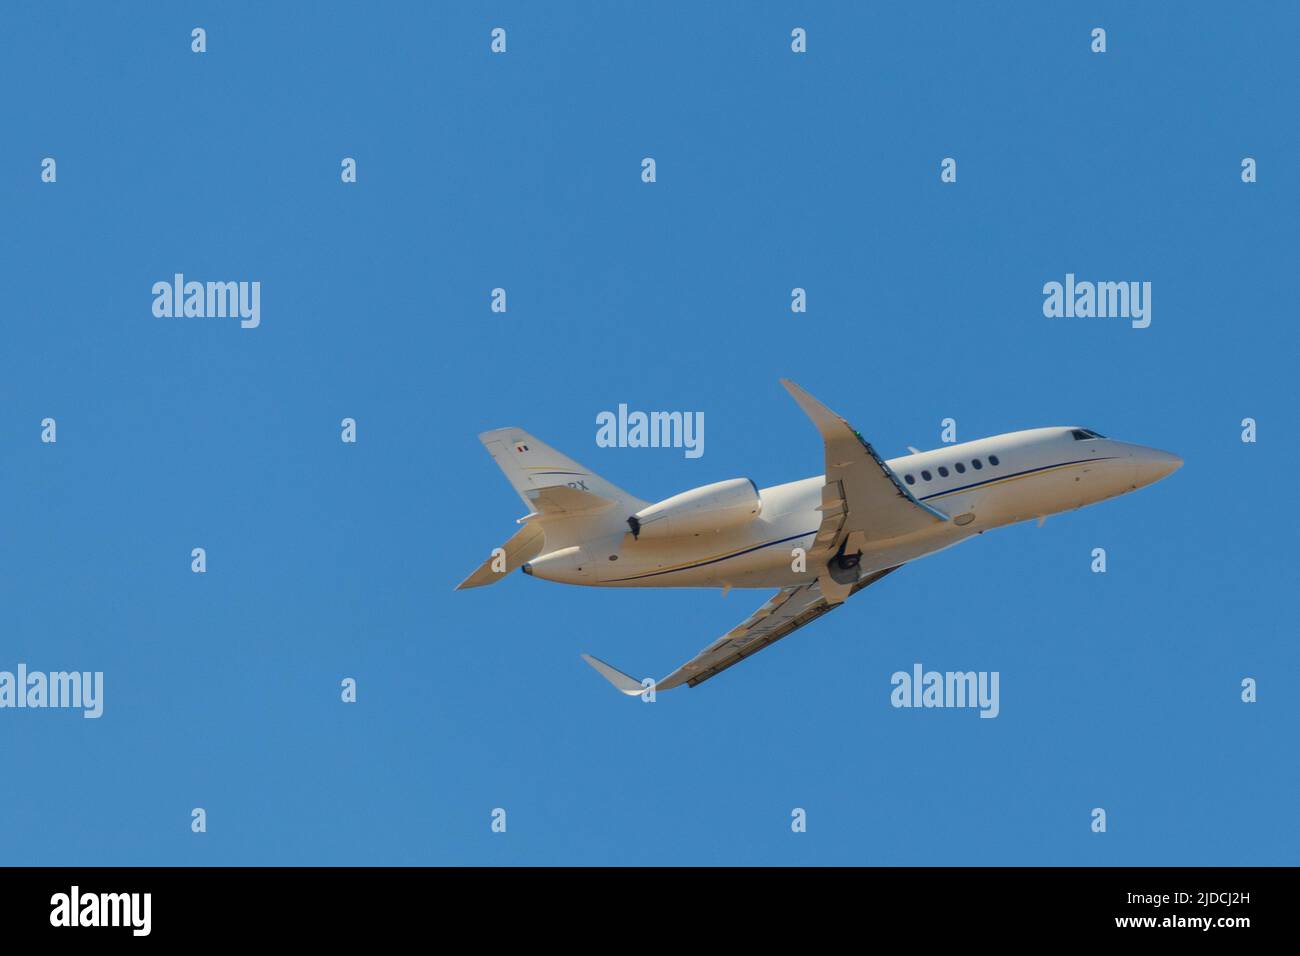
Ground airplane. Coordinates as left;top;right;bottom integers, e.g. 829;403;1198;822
457;380;1182;696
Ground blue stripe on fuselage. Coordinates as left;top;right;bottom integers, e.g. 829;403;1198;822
915;456;1117;500
605;530;817;583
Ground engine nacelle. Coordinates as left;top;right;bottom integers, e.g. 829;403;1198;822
521;546;591;585
628;478;762;540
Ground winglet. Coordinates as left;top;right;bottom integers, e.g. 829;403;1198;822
780;378;844;436
580;653;651;696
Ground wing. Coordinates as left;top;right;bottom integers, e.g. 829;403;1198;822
581;566;901;695
780;379;946;600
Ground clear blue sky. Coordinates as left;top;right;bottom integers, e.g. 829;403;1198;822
1;2;1296;865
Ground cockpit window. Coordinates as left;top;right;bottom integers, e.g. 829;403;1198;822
1071;428;1106;440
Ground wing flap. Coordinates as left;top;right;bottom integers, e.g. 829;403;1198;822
672;584;835;688
582;567;902;695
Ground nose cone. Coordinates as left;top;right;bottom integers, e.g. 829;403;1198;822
1133;447;1183;486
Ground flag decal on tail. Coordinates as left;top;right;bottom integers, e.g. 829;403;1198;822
516;444;529;452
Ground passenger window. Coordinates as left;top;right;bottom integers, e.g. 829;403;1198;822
989;455;1000;466
954;462;966;474
938;466;949;477
921;470;932;481
971;459;982;470
904;474;915;485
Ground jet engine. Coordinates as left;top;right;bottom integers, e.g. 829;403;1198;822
627;478;762;540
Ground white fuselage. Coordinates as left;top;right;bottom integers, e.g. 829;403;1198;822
522;427;1181;589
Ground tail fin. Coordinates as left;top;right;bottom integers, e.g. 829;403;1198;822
478;428;648;512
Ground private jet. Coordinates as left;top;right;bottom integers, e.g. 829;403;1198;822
458;380;1181;695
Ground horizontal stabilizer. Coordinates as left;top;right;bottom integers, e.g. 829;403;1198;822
456;522;545;590
525;485;616;519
